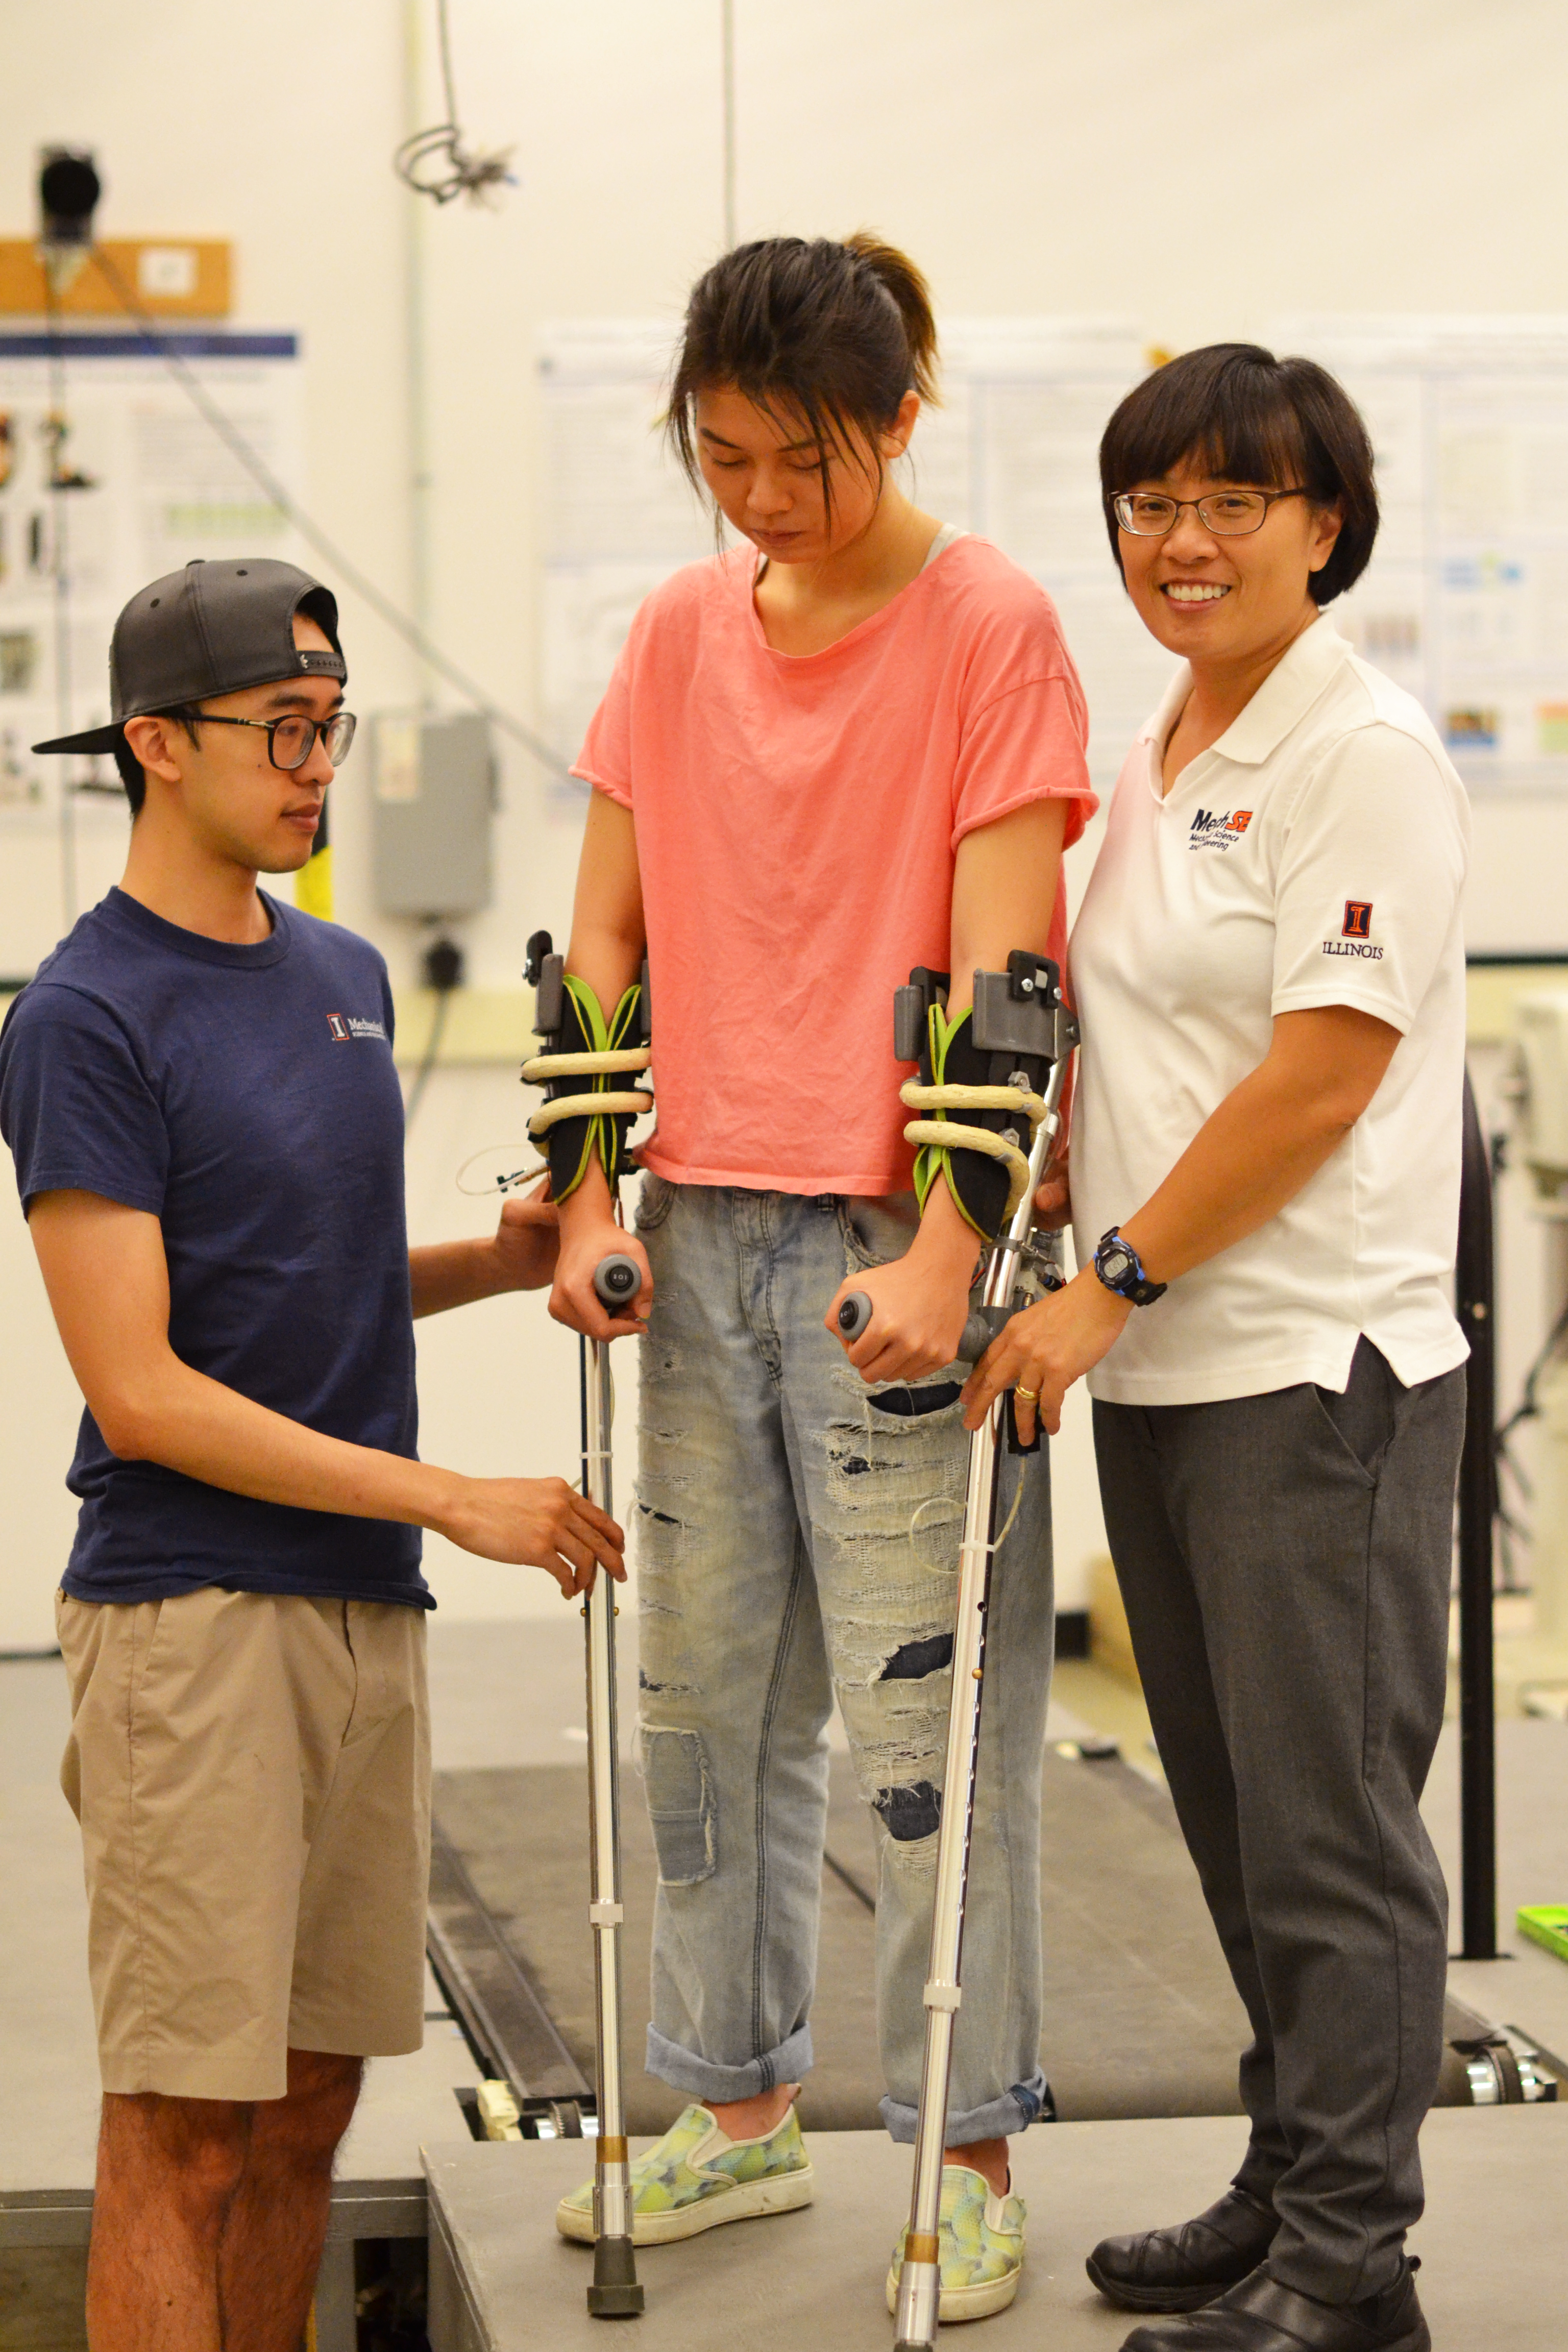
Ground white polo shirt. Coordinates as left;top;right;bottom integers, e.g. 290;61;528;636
1069;617;1471;1406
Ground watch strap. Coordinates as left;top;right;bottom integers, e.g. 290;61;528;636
1093;1227;1167;1307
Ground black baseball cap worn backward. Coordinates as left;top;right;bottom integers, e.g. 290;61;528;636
32;558;348;756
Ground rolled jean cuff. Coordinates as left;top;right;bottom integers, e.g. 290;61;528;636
880;2069;1050;2145
645;2020;815;2106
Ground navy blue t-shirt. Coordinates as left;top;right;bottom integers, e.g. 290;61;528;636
0;888;430;1608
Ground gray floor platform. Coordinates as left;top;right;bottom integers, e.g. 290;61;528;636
5;1625;1565;2345
424;2105;1568;2351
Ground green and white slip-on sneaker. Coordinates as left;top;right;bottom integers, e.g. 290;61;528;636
885;2164;1027;2322
555;2102;815;2247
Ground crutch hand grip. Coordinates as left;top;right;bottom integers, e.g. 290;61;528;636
838;1290;873;1342
838;1288;998;1367
594;1254;643;1310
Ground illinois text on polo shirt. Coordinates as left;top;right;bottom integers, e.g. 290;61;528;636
1323;897;1384;958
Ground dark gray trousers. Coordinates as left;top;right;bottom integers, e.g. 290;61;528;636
1092;1339;1465;2305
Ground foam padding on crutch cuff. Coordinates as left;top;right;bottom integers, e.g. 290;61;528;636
910;1004;1014;1241
527;975;647;1202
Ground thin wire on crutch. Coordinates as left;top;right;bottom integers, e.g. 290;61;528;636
85;246;570;783
395;0;516;205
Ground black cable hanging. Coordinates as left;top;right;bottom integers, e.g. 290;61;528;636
85;244;569;782
395;0;516;207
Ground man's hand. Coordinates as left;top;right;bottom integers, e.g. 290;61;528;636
435;1474;625;1596
408;1177;561;1317
1033;1147;1071;1232
961;1268;1130;1441
492;1186;559;1291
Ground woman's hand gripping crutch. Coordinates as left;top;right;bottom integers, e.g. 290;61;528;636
835;951;1077;2352
525;930;650;2319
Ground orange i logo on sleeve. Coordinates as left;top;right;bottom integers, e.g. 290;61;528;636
1342;900;1373;939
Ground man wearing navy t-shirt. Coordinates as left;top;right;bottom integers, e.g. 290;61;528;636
0;558;622;2351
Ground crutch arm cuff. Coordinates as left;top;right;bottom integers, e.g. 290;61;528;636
524;973;650;1201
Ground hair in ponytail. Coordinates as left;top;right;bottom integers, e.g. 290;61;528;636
668;232;939;516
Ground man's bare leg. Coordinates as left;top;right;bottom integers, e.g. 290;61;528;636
86;2051;361;2351
219;2049;362;2352
88;2091;252;2350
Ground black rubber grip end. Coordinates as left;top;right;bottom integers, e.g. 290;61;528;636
587;2284;645;2318
589;2232;644;2317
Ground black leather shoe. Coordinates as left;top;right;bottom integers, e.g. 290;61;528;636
1087;2187;1279;2312
1119;2258;1429;2352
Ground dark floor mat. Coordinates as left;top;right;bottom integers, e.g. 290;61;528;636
430;1762;883;2134
431;1747;1256;2131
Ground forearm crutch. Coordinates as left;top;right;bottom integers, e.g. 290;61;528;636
838;953;1076;2352
581;1251;645;2318
522;928;651;2319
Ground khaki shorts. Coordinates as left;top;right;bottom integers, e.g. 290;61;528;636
57;1585;431;2102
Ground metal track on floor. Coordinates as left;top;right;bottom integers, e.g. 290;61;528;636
426;1820;592;2120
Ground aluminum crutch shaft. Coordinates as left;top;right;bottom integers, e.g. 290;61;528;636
582;1259;644;2320
892;1052;1070;2352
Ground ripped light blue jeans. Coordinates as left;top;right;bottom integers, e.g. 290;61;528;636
631;1178;1054;2144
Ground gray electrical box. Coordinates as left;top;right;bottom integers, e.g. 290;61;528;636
370;712;496;919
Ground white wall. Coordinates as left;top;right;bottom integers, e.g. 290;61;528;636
4;0;1568;1640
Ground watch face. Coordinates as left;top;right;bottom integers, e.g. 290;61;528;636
1100;1241;1135;1284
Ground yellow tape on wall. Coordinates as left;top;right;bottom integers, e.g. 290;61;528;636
295;797;333;923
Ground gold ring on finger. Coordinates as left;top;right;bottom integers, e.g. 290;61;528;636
1015;1383;1039;1403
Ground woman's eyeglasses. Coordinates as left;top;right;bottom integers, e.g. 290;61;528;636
1111;488;1309;537
190;709;358;771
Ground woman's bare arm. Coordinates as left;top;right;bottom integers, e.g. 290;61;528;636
830;796;1070;1382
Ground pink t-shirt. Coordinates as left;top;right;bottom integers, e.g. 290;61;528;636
573;534;1096;1195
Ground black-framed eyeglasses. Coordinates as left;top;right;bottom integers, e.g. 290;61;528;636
190;709;357;771
1111;487;1310;537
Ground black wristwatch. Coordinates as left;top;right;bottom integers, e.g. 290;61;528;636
1093;1228;1167;1307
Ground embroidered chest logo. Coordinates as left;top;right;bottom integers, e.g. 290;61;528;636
1322;902;1383;961
1188;807;1253;851
326;1013;388;1042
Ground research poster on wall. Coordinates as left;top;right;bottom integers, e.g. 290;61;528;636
0;329;305;965
541;313;1568;810
535;315;1172;805
1272;316;1568;794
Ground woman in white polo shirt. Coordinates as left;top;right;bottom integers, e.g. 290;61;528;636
963;345;1468;2352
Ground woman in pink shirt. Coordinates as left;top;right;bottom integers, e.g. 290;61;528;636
548;234;1095;2318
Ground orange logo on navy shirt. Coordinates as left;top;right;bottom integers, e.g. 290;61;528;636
1342;901;1373;939
327;1013;350;1041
